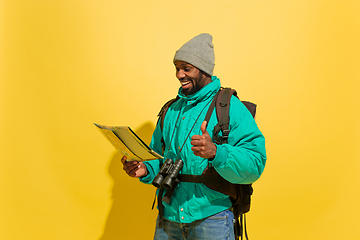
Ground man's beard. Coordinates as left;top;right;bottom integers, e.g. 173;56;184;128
182;72;204;96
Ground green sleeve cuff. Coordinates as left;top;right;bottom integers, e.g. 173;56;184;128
139;161;157;184
139;173;153;184
211;144;228;169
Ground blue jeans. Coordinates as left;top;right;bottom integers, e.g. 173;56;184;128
154;209;235;240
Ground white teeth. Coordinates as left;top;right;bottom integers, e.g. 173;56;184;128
181;81;190;86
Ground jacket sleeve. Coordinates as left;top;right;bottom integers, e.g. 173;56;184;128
139;120;164;184
211;97;267;184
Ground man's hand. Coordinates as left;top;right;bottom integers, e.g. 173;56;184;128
121;156;148;178
191;121;217;158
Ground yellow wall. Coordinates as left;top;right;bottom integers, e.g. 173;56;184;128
1;1;359;239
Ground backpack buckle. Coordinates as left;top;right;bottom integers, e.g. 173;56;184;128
215;129;229;144
214;135;228;144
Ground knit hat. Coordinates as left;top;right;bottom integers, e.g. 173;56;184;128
173;33;215;76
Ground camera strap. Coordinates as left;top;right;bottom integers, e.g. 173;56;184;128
177;97;214;155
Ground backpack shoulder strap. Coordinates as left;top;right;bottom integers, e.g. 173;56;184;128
205;88;257;144
204;89;221;124
157;96;180;132
157;96;180;153
216;88;237;142
204;87;237;144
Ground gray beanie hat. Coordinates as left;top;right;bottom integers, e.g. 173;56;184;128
173;33;215;76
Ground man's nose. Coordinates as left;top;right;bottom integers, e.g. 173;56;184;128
176;69;186;80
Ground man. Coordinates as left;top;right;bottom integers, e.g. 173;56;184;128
122;33;266;240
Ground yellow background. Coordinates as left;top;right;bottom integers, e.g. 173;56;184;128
1;0;359;239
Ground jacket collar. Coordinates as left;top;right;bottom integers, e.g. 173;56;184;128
177;76;220;104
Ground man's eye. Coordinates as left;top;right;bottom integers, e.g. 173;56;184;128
184;67;191;72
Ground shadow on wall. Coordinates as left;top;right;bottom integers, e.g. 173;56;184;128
99;121;157;240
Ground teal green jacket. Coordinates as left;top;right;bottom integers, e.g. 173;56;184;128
140;76;266;223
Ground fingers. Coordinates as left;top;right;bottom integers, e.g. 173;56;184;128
121;156;127;164
191;147;208;157
191;131;217;158
191;136;207;155
121;155;148;178
191;144;216;158
127;165;140;177
191;141;207;151
192;151;203;157
191;147;205;157
123;160;140;177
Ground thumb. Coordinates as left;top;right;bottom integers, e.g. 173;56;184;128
200;121;208;135
121;156;127;164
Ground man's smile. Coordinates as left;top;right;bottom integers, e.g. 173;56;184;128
180;80;192;89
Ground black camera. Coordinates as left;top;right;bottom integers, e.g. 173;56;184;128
152;159;183;189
